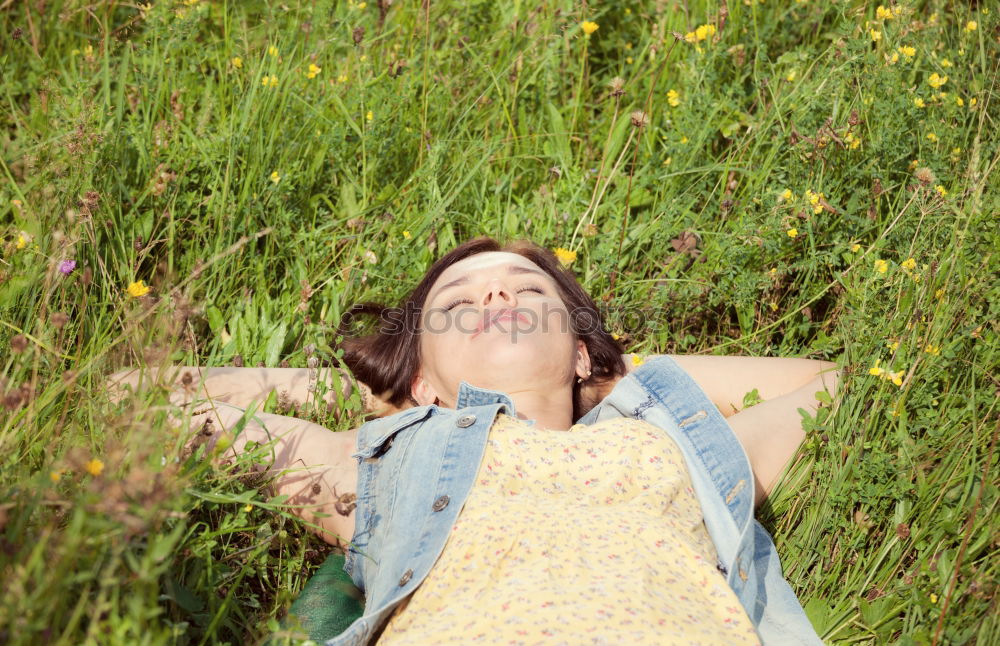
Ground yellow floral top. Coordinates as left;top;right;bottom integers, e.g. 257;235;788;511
376;413;761;645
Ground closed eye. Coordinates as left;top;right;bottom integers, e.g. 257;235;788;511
444;298;474;311
444;286;543;310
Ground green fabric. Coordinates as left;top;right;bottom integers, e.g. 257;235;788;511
279;553;364;644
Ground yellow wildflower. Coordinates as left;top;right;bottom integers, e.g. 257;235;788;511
612;332;621;341
786;228;798;238
969;97;977;108
366;110;373;122
50;470;62;483
924;344;940;356
126;280;150;298
243;503;254;513
869;359;884;376
357;1;367;7
935;185;947;197
631;354;645;367
696;24;716;41
876;5;893;20
85;458;104;476
965;21;977;32
684;31;698;43
662;157;672;166
874;259;888;274
402;230;412;240
270;171;281;184
581;21;599;36
898;45;916;58
625;57;633;65
941;58;952;68
805;189;824;214
667;89;681;107
337;74;348;83
307;63;321;79
901;257;917;270
769;302;778;311
680;136;689;144
926;132;938;142
913;97;925;108
886;340;899;351
231;56;242;69
889;51;900;64
769;268;777;277
935;288;945;299
268;45;279;57
955;96;965;106
261;75;278;87
870;29;882;41
553;247;577;266
844;132;861;149
889;370;904;387
785;69;797;82
930;593;938;604
780;189;793;201
927;73;947;89
851;243;861;252
16;233;27;250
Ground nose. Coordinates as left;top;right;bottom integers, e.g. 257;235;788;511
481;279;517;307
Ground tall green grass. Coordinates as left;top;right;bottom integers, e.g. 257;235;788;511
1;1;997;643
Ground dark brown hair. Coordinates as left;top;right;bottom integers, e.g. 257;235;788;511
337;237;626;418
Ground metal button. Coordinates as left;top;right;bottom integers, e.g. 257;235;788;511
398;569;413;586
432;495;450;512
456;414;476;428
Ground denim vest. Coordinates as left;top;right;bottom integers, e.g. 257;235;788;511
330;356;823;646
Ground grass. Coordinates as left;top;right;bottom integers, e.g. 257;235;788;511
1;0;997;644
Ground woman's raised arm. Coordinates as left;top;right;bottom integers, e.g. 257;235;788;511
107;365;403;417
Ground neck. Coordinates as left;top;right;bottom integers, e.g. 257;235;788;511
501;386;575;431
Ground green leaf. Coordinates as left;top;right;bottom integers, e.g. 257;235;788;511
264;321;287;366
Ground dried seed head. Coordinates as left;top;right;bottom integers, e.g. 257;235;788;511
848;110;860;126
549;166;562;179
353;26;365;46
307;356;319;369
3;387;24;410
608;77;626;98
303;343;316;357
51;312;70;328
12;27;23;40
232;355;244;367
630;110;650;128
914;167;936;185
10;335;28;353
583;222;598;237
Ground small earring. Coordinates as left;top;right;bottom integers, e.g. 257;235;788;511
576;369;592;384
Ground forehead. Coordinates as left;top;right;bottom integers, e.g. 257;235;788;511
432;251;550;286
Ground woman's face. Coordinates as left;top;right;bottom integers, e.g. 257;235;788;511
414;251;590;406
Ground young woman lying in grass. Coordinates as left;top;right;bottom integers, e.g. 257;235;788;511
111;237;841;645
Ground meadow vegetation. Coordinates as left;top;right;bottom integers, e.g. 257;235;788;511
1;0;997;644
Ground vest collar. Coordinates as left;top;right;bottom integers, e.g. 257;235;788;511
454;381;518;416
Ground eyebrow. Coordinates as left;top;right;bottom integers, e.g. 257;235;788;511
429;265;548;303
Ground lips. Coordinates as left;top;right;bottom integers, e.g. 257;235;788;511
474;309;528;337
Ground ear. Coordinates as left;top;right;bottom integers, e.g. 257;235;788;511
411;369;440;406
575;340;592;381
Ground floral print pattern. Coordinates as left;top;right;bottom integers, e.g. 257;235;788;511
377;414;760;645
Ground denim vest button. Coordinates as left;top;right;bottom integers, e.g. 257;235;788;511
456;414;476;428
432;495;450;512
398;569;413;586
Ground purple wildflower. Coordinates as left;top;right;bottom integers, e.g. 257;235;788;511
58;260;77;275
